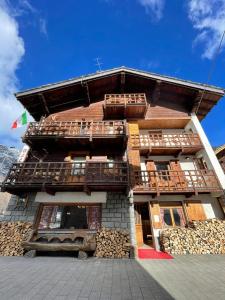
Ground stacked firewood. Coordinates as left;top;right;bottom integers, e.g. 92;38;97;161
0;222;32;256
160;219;225;255
95;228;130;258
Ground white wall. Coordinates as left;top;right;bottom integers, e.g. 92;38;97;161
186;114;225;190
35;191;107;203
133;194;224;250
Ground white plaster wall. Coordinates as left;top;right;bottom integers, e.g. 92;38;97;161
35;192;107;203
186;114;225;190
147;194;224;250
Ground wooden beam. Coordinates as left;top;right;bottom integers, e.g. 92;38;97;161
81;81;91;105
39;93;50;115
120;71;125;93
191;90;204;113
152;80;161;103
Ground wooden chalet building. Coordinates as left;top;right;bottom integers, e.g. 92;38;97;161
1;67;225;254
215;144;225;173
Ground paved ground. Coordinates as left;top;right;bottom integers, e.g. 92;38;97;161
0;255;224;300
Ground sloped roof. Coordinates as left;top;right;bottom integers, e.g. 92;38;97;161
16;66;224;97
215;144;225;155
15;66;224;121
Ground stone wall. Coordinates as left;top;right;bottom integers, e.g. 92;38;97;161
101;193;130;230
0;192;132;231
0;193;38;222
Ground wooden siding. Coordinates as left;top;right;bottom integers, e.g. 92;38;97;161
45;96;189;122
46;101;104;121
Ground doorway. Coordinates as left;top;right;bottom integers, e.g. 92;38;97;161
134;203;153;248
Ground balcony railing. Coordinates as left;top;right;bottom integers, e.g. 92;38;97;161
130;133;203;154
104;93;147;118
105;93;147;106
23;120;126;141
133;170;222;194
2;162;128;193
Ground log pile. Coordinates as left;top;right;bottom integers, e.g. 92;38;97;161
160;219;225;255
0;222;32;256
95;228;130;258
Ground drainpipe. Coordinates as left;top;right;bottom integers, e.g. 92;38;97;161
128;189;136;258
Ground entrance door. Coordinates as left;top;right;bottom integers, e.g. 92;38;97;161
134;203;152;247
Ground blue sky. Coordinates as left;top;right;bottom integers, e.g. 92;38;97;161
0;0;225;150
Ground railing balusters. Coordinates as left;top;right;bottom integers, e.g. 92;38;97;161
24;120;126;140
133;169;221;193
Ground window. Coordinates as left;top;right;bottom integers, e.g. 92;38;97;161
155;162;170;180
38;205;101;230
160;204;185;227
71;157;86;175
155;162;169;171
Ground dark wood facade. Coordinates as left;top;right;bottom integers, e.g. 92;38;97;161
1;68;224;253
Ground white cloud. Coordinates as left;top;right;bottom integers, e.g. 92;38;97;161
39;18;48;37
0;0;26;148
137;0;165;20
187;0;225;59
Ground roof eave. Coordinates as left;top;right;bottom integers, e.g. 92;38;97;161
15;67;225;98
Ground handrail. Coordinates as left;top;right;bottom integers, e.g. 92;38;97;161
130;133;203;148
23;120;126;138
105;93;147;106
3;161;128;186
133;169;222;192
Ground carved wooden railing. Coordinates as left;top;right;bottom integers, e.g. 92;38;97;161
131;133;203;150
23;120;126;139
2;162;128;188
105;93;147;106
133;170;222;193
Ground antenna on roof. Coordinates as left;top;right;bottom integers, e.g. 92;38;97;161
195;29;225;114
94;57;103;72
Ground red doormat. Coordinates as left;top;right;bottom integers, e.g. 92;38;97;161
138;249;173;259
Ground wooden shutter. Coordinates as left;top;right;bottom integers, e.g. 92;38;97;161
146;161;157;188
185;200;206;221
170;160;186;188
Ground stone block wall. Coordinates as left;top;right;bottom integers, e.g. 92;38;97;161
101;192;130;230
0;193;38;222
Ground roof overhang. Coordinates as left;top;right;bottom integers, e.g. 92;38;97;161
16;67;224;121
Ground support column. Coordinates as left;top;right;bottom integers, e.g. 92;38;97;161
187;113;225;190
128;190;136;248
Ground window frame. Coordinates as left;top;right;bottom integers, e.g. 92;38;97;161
36;203;102;232
160;202;186;228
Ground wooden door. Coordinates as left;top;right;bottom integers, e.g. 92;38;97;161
185;200;206;221
134;204;144;247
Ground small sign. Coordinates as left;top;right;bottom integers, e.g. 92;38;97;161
154;215;160;222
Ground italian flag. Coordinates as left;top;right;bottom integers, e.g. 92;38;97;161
11;111;28;129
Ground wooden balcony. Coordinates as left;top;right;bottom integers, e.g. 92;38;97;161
130;133;203;155
132;170;222;195
23;120;127;149
104;93;147;119
1;161;128;195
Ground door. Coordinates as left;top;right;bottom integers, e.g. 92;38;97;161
134;204;144;247
134;203;152;247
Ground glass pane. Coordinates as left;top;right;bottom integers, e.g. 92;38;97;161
173;208;181;226
155;162;168;171
61;206;88;229
163;209;172;226
38;206;61;229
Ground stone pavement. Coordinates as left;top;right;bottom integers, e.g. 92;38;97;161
0;255;224;300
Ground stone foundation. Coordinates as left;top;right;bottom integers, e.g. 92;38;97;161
101;193;130;230
0;193;38;222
